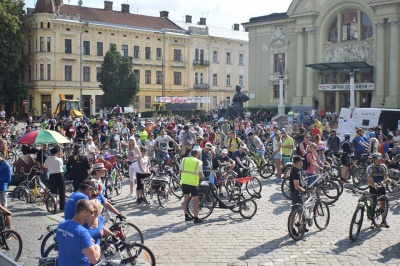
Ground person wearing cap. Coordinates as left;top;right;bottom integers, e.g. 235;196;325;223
315;145;329;174
353;128;369;166
373;126;386;144
64;179;99;220
289;155;307;212
180;149;203;224
137;125;148;144
44;146;65;211
232;144;256;178
180;125;196;157
66;144;90;192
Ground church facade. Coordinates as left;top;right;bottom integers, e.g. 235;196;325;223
243;0;400;112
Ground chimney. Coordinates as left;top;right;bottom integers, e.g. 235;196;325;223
27;8;35;15
199;17;206;25
104;1;113;11
233;23;239;31
185;15;192;23
121;3;129;13
160;11;169;18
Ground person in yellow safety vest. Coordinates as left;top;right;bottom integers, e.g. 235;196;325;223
180;149;203;224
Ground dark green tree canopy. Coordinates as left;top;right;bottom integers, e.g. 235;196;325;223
97;44;139;107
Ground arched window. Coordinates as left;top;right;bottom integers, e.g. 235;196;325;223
328;18;338;42
327;10;373;42
342;10;358;41
40;21;44;28
362;13;373;39
47;22;51;29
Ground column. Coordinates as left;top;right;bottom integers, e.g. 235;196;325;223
295;29;304;97
349;70;355;112
375;20;385;97
389;18;399;96
306;27;315;97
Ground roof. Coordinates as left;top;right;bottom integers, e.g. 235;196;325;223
36;3;182;31
173;21;248;42
35;0;55;13
248;12;289;23
306;61;374;72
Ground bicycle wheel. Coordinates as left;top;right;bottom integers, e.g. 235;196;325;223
245;177;262;196
225;178;241;199
12;186;22;199
19;188;31;203
317;180;340;205
187;193;214;220
287;208;306;241
281;178;291;200
45;195;58;214
120;242;156;266
118;161;129;177
386;179;400;194
328;166;340;178
40;229;56;257
349;205;364;241
371;195;389;228
43;242;59;261
104;176;114;199
109;222;144;245
330;178;344;196
142;180;153;205
239;199;257;219
170;177;183;199
259;163;275;179
157;187;169;208
115;176;122;195
1;229;23;262
313;201;330;230
352;168;369;190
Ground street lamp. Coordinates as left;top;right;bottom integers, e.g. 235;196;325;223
278;54;285;115
80;22;89;110
347;68;358;114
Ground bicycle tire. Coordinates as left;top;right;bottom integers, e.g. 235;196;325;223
104;176;113;199
371;195;389;228
45;195;58;214
20;188;30;203
287;208;306;241
187;193;214;220
239;199;257;219
109;222;144;245
281;178;291;200
328;165;340;178
115;176;122;195
43;242;58;263
157;187;169;208
352;168;369;190
120;242;156;266
349;205;364;241
40;229;56;257
259;163;275;179
313;201;330;230
170;177;183;199
12;187;22;199
118;161;129;177
317;180;340;205
142;180;153;205
245;177;262;196
1;229;23;262
225;178;241;199
330;178;344;196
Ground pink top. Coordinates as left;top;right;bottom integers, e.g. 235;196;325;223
306;152;317;174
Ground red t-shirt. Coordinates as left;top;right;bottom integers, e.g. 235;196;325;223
64;125;75;138
310;128;320;137
208;132;216;144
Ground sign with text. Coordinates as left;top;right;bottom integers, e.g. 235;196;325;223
318;83;374;91
22;100;28;106
155;97;210;103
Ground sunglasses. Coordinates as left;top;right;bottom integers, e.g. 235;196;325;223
305;137;310;139
86;209;95;215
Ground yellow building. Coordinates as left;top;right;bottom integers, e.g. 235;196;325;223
23;0;248;116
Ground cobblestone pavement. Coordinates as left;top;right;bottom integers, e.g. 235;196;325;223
6;177;400;265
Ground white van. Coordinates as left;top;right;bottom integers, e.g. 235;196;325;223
337;108;400;139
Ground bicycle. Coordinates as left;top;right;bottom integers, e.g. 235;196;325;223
246;149;275;179
287;187;330;241
0;212;22;262
142;172;170;208
103;166;122;199
348;188;389;241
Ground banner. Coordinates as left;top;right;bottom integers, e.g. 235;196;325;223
318;83;374;91
154;97;210;103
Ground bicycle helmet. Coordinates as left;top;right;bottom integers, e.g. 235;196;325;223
316;145;325;151
372;152;382;160
195;136;204;142
344;133;351;139
90;179;103;195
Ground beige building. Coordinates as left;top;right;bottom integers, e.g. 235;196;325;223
243;0;400;112
22;0;248;117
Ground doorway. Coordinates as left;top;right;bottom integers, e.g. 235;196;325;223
324;92;336;112
340;92;350;109
360;92;372;108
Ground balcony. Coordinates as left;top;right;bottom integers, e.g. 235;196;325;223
193;83;210;90
193;60;210;67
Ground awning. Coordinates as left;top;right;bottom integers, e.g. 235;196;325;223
306;61;374;71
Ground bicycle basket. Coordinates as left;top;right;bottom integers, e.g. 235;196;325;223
199;182;213;193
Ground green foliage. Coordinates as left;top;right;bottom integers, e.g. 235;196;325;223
97;44;140;107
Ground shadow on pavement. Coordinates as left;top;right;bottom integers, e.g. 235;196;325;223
378;242;400;263
332;227;381;253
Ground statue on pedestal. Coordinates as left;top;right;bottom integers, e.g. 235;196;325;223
224;85;249;119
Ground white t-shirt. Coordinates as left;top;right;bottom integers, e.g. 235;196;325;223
44;156;63;174
137;155;149;174
273;138;282;153
145;139;157;152
310;109;316;116
155;135;173;152
0;111;5;118
86;142;97;159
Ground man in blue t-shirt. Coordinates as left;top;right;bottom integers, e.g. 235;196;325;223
64;180;97;220
57;199;101;266
354;128;369;166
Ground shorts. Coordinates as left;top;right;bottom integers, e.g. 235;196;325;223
369;186;386;196
0;191;7;208
341;154;351;167
274;152;282;160
181;184;199;196
256;149;265;159
354;151;363;161
282;155;291;163
156;150;170;162
290;191;303;210
129;167;137;182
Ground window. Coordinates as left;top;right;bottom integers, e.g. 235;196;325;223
273;85;285;98
239;53;244;65
121;44;128;58
213;74;218;85
362;13;373;39
65;39;72;54
195;49;204;62
83;67;90;82
328;18;338;42
47;37;51;52
97;42;103;56
83;41;90;55
65;65;72;81
226;74;231;86
174;49;182;62
156;71;162;84
273;53;285;73
226;52;231;64
145;96;151;109
342;10;358;41
213;96;218;108
39;64;44;80
145;47;151;60
47;64;51;80
195;73;199;84
174;72;182;85
134;96;140;109
134;70;140;83
156;48;162;60
40;37;44;52
28;65;32;81
239;75;243;87
47;22;50;28
28;40;31;54
96;67;101;82
213;51;218;63
200;73;204;84
134;46;140;59
40;22;43;28
145;70;151;84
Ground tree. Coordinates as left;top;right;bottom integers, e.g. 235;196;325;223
0;0;25;108
97;44;139;107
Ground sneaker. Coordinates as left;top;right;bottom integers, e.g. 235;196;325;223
380;222;390;228
185;216;193;221
194;218;203;224
136;198;141;204
125;194;134;199
369;223;375;229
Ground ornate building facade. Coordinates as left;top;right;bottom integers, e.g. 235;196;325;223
243;0;400;111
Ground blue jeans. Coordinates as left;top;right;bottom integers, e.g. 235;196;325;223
40;169;49;184
307;173;318;188
156;150;170;164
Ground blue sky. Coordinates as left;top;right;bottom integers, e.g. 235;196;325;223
24;0;293;29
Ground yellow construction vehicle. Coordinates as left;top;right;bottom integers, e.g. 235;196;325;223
54;94;84;118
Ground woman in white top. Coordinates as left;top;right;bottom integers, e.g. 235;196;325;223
126;136;140;199
136;147;151;204
44;146;65;211
145;134;156;158
86;136;99;162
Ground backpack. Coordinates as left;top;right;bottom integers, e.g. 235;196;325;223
302;151;312;171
